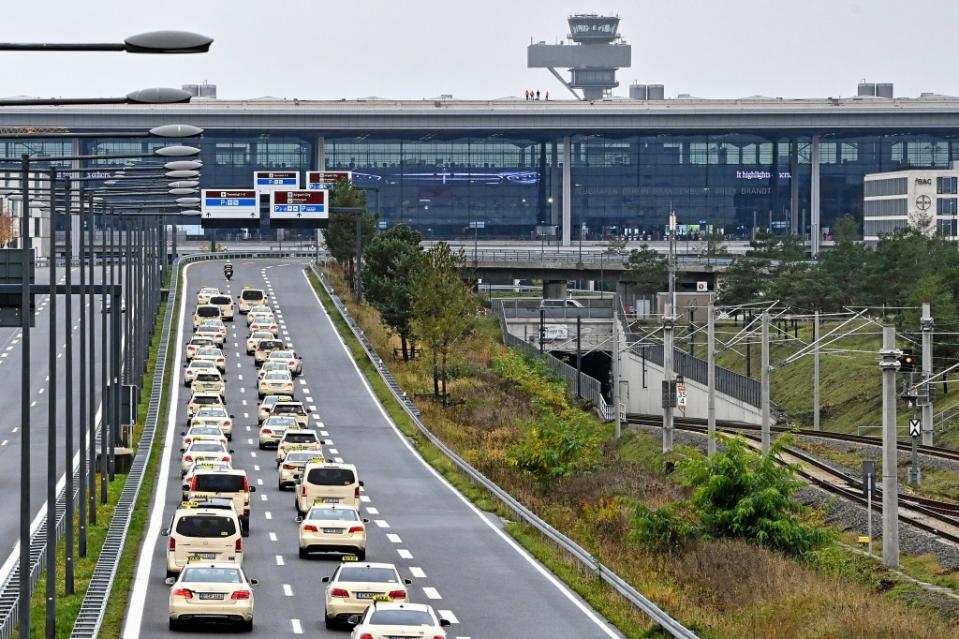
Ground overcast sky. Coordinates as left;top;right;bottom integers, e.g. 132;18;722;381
3;1;958;101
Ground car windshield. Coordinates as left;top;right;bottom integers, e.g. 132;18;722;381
197;307;219;317
241;291;264;301
181;566;242;583
306;468;355;486
337;567;398;583
307;508;358;521
190;427;221;436
285;432;317;443
190;443;225;452
175;515;236;538
194;474;246;492
368;610;434;626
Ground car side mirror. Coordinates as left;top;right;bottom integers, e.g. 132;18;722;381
359;481;365;487
249;486;256;493
295;516;303;522
362;518;370;524
181;484;189;492
164;577;176;586
229;449;235;454
249;578;258;586
440;619;451;627
161;528;170;536
346;615;360;626
230;414;236;419
179;432;185;436
404;578;412;585
321;576;330;583
179;448;185;452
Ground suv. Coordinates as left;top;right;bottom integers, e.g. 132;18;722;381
193;304;222;329
539;298;584;309
209;294;235;322
238;288;267;314
184;468;255;534
162;502;244;577
294;462;362;515
269;400;309;428
254;339;285;366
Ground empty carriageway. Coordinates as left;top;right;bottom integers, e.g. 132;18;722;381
124;258;623;638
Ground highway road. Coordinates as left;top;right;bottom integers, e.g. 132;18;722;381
125;258;623;638
0;265;111;585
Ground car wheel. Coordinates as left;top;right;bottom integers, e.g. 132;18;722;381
241;619;253;633
166;569;176;579
169;618;180;631
258;443;266;450
298;547;308;559
355;549;366;561
324;614;336;630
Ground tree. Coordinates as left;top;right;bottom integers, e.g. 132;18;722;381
324;181;378;289
832;213;859;243
411;243;477;405
623;245;667;297
0;213;14;248
717;257;767;306
700;231;728;265
361;224;423;360
903;272;959;358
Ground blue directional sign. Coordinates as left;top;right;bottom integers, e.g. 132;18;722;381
201;189;259;219
253;170;299;193
269;189;328;224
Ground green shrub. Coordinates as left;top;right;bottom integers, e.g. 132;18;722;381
492;351;568;412
631;503;697;554
682;435;832;556
508;404;602;479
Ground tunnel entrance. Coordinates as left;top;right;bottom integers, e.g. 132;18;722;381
552;350;612;400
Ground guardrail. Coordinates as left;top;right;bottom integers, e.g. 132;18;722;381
312;263;697;639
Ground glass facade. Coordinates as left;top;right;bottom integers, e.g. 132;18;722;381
80;129;959;240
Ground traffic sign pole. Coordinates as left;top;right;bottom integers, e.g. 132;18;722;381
908;416;922;487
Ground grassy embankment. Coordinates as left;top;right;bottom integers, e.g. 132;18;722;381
311;266;958;639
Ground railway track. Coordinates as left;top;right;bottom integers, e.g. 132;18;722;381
627;415;959;545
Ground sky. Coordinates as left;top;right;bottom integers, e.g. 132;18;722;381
2;0;959;101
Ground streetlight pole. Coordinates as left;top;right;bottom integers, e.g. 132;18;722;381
63;175;75;595
77;187;87;558
45;169;58;638
17;154;31;639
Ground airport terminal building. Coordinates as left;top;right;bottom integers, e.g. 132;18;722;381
3;84;959;246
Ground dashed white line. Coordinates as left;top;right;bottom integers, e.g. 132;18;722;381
264;511;272;520
253;464;260;471
256;478;263;486
247;438;254;445
260;494;268;501
268;532;277;542
241;400;248;406
305;396;313;403
438;609;459;623
374;519;389;528
0;441;7;447
249;451;256;457
243;412;249;419
38;388;44;395
282;584;293;597
275;555;284;566
366;507;379;515
422;586;442;600
397;549;413;559
360;495;371;503
334;456;343;463
237;374;244;381
30;401;36;408
386;533;402;543
328;448;338;455
409;566;426;579
320;430;330;437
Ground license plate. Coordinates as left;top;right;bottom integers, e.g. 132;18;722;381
322;498;339;504
188;552;216;560
387;636;417;639
198;592;225;600
321;528;342;534
354;592;377;600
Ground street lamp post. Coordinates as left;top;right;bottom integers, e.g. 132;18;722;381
17;154;31;639
45;169;57;637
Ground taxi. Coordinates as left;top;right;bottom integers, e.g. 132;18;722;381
186;393;226;423
191;370;225;398
200;319;228;340
184;467;255;534
162;501;244;576
180;441;233;476
183;360;217;387
182;461;233;499
190;407;234;439
258;370;294;398
294;461;361;514
297;504;368;560
249;317;279;337
193;346;226;372
275;429;323;466
167;562;256;632
258;415;300;449
245;305;273;325
196;286;220;306
246;330;275;355
185;336;215;361
209;294;235;322
180;425;228;450
194;324;225;347
254;339;285;366
348;602;451;638
266;350;303;376
238;287;267;314
257;395;283;423
256;360;291;382
193;304;221;330
322;560;410;629
276;449;321;490
269;399;310;428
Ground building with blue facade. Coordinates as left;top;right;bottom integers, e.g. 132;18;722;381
2;89;959;251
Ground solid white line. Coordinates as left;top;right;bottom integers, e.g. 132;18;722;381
301;269;619;638
422;586;442;599
386;533;402;543
397;549;413;559
283;583;293;597
409;566;426;578
439;609;459;623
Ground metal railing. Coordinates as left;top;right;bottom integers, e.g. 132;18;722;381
311;264;696;638
497;296;614;320
468;248;734;268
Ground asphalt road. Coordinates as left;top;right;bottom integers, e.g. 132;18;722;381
125;258;622;638
0;265;113;585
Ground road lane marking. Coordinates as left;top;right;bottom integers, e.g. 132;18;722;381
374;520;389;528
334;456;343;463
423;587;442;600
360;495;371;503
439;610;459;623
386;533;401;543
291;619;302;634
256;478;263;486
254;465;260;471
275;555;284;566
409;567;426;578
328;448;338;455
269;532;277;542
366;507;378;515
283;584;293;597
264;511;272;520
260;494;268;501
397;549;413;559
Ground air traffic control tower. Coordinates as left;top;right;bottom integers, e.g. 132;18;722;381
528;14;631;100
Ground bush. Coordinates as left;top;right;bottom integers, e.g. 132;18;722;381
631;503;697;554
492;351;568;412
681;435;832;556
508;403;602;479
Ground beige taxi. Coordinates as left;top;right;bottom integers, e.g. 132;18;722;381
183;360;217;387
322;560;410;629
245;305;273;325
258;370;294;399
246;330;275;355
266;350;303;376
194;324;225;347
276;429;323;467
161;501;244;576
348;602;451;638
186;393;226;423
196;286;220;306
269;399;310;428
209;294;235;322
253;338;284;365
180;441;232;476
190;406;234;439
297;504;367;560
185;336;215;361
294;461;361;515
191;370;225;398
180;425;228;450
238;287;267;314
193;347;226;372
276;450;322;490
258;415;300;449
193;304;221;330
167;562;256;632
184;468;255;534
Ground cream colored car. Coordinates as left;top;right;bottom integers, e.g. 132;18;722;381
249;317;278;335
258;415;300;449
238;288;267;314
276;450;321;490
186;393;226;423
269;400;310;428
180;425;228;450
257;396;282;423
297;505;367;560
182;461;233;499
246;330;274;355
245;305;273;325
266;350;303;376
322;561;410;629
259;370;294;398
190;406;234;439
180;441;233;476
253;339;284;366
183;360;217;387
348;602;451;638
196;287;220;306
193;304;221;330
193;347;226;372
200;319;228;340
294;462;361;515
184;468;255;534
276;429;323;466
257;360;291;382
191;371;225;398
209;294;235;322
167;563;256;632
161;503;244;576
194;324;225;347
185;336;215;361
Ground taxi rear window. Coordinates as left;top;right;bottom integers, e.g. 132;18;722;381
210;295;231;305
194;396;220;404
338;566;397;583
258;341;282;350
307;509;358;521
175;515;236;538
285;432;317;443
369;610;433;626
181;567;242;583
241;290;264;301
306;468;355;486
194;474;246;493
195;373;220;382
197;306;220;317
274;405;306;416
